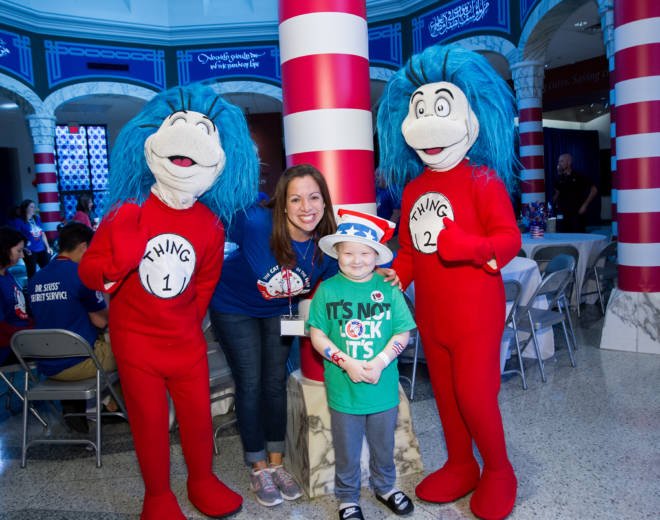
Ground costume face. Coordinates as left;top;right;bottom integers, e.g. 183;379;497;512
145;110;225;206
336;241;377;282
401;81;479;171
285;175;326;241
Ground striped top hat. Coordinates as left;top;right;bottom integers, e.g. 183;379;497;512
319;208;396;265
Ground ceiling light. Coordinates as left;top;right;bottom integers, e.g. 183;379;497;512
574;20;588;28
0;102;18;110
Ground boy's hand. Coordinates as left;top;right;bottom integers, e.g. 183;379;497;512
343;357;371;383
364;357;387;384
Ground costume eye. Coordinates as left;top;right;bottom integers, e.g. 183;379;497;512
196;121;210;134
414;99;426;118
435;97;451;117
170;115;186;126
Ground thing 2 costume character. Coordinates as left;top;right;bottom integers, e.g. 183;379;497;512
376;44;521;520
79;84;259;519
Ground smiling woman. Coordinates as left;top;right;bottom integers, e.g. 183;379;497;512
208;163;338;507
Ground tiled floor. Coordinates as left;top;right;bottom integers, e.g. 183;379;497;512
0;304;658;519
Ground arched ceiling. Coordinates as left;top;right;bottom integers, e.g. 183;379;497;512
0;0;437;44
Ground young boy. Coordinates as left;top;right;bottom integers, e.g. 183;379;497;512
308;209;416;520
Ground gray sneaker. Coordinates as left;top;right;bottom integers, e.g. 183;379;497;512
268;465;303;500
250;468;283;507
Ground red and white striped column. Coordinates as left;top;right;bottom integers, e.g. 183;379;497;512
601;0;660;354
511;60;546;204
278;0;375;213
27;115;60;241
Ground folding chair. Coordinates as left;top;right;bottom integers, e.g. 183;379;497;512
501;280;527;390
0;361;48;428
10;329;127;468
543;254;578;350
398;290;422;401
581;241;617;314
203;321;237;455
532;244;581;315
516;268;577;383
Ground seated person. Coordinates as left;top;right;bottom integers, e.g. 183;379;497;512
0;226;32;365
28;222;120;432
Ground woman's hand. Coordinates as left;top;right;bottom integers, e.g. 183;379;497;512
376;267;401;289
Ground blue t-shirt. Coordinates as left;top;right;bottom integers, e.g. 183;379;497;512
0;271;30;352
210;206;338;318
16;216;46;253
28;258;106;376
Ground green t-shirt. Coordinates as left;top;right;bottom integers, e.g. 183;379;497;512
308;272;416;414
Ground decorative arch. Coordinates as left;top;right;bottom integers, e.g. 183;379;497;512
0;73;42;115
43;81;157;115
458;35;519;67
211;80;282;103
518;0;590;61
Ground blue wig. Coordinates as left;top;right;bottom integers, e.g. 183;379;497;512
377;44;519;196
106;82;259;223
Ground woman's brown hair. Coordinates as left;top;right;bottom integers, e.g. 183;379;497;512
267;164;337;267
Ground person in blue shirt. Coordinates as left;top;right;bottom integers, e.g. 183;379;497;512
16;199;52;278
209;164;339;507
28;222;118;432
0;226;32;365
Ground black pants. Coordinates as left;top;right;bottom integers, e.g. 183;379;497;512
24;249;50;278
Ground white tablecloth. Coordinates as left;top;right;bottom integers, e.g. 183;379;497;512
521;232;608;306
501;256;553;360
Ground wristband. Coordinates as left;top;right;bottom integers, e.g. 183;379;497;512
377;351;391;367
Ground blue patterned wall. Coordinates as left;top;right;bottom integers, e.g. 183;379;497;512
0;29;34;85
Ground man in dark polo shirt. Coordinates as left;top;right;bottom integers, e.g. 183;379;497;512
553;153;598;232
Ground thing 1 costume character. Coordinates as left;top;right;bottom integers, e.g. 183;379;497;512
79;84;259;519
376;44;522;520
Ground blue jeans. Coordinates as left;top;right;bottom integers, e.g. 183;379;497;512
330;406;398;503
210;311;293;466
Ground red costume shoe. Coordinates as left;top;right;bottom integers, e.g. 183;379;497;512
188;475;243;518
141;491;186;520
470;465;517;520
415;459;480;503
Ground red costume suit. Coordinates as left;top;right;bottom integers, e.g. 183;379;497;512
79;193;239;518
393;160;521;515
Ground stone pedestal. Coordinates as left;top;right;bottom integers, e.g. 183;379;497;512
285;369;423;498
600;290;660;355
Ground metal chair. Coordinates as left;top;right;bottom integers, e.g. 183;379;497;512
501;280;527;390
203;322;237;455
516;268;577;383
10;329;127;468
532;245;579;275
532;244;581;315
581;241;617;314
398;290;423;401
0;361;48;428
543;253;578;349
